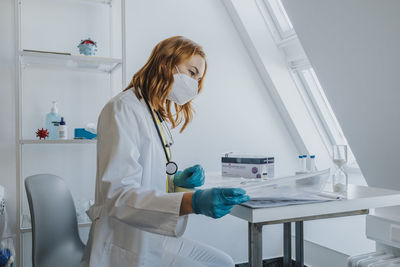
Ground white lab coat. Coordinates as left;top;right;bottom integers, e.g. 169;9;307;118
81;89;188;267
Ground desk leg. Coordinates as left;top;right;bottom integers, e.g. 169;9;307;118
248;222;263;267
295;221;304;267
283;222;292;267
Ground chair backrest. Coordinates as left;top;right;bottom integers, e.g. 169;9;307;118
25;174;85;267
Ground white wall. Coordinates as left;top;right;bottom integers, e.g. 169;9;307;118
226;0;332;168
125;0;299;262
224;0;374;257
282;0;400;250
0;0;301;265
282;0;400;191
0;0;17;246
3;0;384;264
1;1;117;266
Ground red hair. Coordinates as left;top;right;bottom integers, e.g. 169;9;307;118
124;36;207;133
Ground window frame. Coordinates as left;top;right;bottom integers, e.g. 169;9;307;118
258;0;358;168
292;65;357;167
289;64;333;153
256;0;296;42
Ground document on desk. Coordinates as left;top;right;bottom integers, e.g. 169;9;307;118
242;172;344;208
241;191;344;209
241;198;327;209
203;169;344;208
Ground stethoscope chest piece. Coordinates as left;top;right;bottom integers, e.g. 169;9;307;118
166;161;178;175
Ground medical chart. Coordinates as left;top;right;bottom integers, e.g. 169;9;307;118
202;169;344;208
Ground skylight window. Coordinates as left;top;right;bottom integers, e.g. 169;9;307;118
263;0;295;39
299;68;345;145
297;67;357;166
257;0;358;167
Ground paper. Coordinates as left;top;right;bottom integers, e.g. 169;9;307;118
241;198;330;209
239;169;330;191
202;169;344;208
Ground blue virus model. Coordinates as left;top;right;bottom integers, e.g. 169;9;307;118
77;38;98;56
0;248;13;267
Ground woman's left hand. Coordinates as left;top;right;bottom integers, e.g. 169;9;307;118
173;164;205;188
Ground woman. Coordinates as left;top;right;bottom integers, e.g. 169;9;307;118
81;36;250;267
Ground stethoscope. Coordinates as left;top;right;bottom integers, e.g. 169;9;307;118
143;95;179;175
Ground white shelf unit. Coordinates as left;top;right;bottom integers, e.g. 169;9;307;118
14;0;126;266
44;0;113;5
19;51;122;73
20;139;97;144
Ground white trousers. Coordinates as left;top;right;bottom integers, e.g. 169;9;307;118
162;237;235;267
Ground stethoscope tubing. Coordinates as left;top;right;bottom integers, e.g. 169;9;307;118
142;95;178;175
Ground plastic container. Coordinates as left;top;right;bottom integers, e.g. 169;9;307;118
295;170;329;192
309;155;316;171
45;101;61;140
241;169;331;199
0;186;15;267
58;117;67;139
298;155;303;172
302;155;307;172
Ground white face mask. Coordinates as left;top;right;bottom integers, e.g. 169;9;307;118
167;66;199;105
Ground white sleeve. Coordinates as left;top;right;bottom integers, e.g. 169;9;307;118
97;100;187;237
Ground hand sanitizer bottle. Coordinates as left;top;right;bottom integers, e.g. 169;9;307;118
58;117;67;139
45;101;61;140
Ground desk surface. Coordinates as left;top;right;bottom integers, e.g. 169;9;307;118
231;184;400;223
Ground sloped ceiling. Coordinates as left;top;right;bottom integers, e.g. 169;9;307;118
282;0;400;189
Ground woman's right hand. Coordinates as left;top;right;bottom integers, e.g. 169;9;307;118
191;188;250;218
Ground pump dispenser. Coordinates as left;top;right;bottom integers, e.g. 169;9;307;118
45;101;61;140
51;101;57;113
58;117;67;139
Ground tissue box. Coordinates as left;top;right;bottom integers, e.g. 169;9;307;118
221;153;274;178
74;128;97;140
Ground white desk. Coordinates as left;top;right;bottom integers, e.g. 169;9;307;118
230;185;400;267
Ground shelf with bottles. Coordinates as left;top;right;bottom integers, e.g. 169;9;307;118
20;139;97;145
19;50;122;73
58;0;113;5
28;0;113;5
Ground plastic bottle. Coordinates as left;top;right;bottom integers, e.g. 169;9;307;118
58;117;67;139
298;155;303;172
302;155;307;172
309;155;316;171
45;101;61;140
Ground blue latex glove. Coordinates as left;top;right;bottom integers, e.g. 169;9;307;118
192;188;250;218
173;164;205;188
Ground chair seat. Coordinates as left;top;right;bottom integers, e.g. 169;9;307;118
37;242;85;267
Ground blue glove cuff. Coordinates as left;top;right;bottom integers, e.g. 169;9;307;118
192;190;202;214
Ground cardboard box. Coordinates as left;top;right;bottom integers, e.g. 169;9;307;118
221;154;274;178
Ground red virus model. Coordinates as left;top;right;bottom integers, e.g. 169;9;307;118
36;128;49;140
